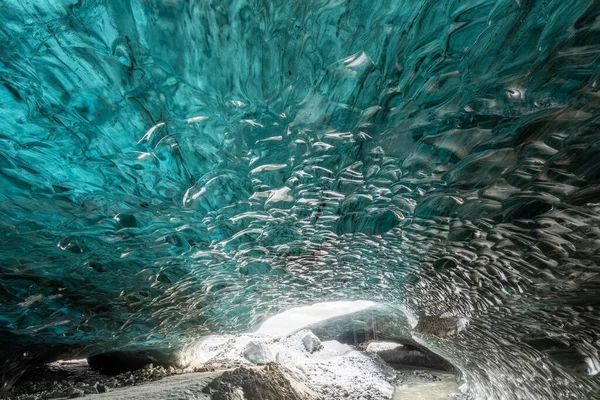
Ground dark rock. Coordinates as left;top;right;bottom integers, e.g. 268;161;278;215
82;384;99;394
95;383;107;393
364;340;455;372
67;387;84;398
203;364;304;400
46;390;67;399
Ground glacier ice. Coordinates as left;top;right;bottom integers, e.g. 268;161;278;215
0;0;600;398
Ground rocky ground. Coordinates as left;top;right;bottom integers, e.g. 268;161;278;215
4;360;198;400
3;330;463;400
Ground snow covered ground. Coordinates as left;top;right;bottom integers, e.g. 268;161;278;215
177;328;397;400
7;329;461;400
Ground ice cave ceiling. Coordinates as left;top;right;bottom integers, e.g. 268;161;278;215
0;0;599;398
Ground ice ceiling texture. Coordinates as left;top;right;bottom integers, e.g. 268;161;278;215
0;0;599;398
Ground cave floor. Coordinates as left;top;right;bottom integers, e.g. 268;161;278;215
6;333;463;400
7;363;460;400
85;370;223;400
82;367;460;400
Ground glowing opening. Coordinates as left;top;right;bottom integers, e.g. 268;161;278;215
254;300;376;336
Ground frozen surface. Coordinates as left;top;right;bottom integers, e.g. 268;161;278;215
178;329;397;400
1;0;600;399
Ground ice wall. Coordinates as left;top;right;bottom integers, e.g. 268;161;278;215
0;0;599;397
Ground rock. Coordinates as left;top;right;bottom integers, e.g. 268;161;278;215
104;380;116;389
301;332;323;353
204;365;305;400
366;341;453;371
243;342;275;365
67;387;85;398
95;383;108;393
46;390;67;399
82;384;99;394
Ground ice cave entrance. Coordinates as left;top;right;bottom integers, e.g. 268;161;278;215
253;300;377;336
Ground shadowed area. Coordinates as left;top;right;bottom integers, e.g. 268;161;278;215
0;0;599;398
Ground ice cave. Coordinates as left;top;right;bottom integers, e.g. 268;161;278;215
0;0;599;399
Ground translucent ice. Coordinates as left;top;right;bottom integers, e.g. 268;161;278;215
0;0;599;398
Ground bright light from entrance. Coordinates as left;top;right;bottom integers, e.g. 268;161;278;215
254;300;376;336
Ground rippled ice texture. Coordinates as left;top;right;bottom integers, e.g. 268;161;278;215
0;0;599;398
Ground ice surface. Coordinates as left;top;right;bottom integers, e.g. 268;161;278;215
178;329;396;400
0;0;600;398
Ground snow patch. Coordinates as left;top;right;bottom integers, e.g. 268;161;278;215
178;328;395;399
366;342;403;353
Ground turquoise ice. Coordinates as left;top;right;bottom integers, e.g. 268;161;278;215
0;1;599;398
